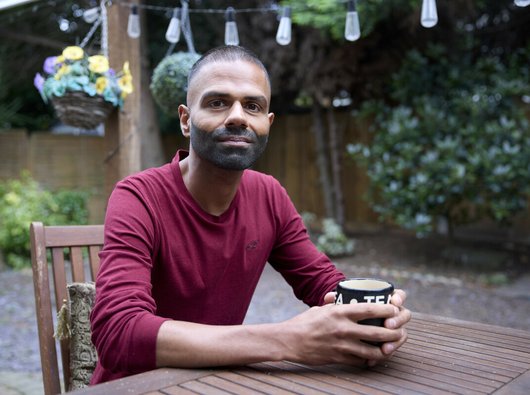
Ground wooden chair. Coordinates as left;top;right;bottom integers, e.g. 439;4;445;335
30;221;104;395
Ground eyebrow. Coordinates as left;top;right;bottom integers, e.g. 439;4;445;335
200;91;269;107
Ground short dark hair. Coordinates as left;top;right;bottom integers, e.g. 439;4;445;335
188;45;270;90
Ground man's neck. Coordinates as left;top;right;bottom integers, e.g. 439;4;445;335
179;151;244;216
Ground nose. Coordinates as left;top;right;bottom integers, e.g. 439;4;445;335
224;102;248;129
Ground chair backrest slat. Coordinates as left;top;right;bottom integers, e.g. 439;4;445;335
30;222;104;395
50;247;70;388
70;247;86;283
88;246;100;279
51;247;68;310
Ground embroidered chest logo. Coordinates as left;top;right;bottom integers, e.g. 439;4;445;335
245;239;259;250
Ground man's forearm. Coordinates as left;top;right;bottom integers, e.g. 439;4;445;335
156;301;410;368
156;320;289;368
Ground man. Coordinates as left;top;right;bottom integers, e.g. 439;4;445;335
90;45;410;384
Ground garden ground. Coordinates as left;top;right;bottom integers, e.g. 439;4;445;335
1;231;529;394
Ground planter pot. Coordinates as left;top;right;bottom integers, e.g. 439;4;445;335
51;91;115;129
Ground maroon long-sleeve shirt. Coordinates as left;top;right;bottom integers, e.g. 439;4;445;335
90;150;345;384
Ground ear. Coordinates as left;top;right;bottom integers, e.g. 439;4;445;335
178;105;191;137
268;112;275;126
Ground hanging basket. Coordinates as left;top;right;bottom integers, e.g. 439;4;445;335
51;91;115;129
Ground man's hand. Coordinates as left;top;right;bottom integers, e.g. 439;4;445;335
321;288;411;365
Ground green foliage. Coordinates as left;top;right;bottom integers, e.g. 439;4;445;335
317;218;356;257
280;0;419;40
0;172;89;269
150;52;201;118
302;212;355;257
348;45;530;237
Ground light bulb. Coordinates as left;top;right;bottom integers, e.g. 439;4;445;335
421;0;438;28
224;7;239;46
127;5;140;39
82;7;100;24
515;0;530;7
345;1;361;41
165;8;181;43
276;6;292;46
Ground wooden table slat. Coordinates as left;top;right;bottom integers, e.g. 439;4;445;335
398;344;519;380
216;371;298;395
409;320;530;353
381;359;497;394
180;379;232;395
408;330;530;365
161;384;216;395
391;354;505;385
253;364;372;395
413;314;530;339
258;361;452;395
262;365;392;395
199;375;265;395
235;366;331;395
405;337;528;374
269;362;415;395
67;368;213;395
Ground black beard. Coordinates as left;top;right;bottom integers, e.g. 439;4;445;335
190;123;268;170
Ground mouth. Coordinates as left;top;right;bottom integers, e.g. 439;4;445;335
217;135;253;146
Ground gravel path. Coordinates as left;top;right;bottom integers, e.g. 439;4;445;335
1;232;529;375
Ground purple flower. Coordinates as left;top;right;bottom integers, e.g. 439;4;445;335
43;56;57;74
108;68;116;77
34;73;45;92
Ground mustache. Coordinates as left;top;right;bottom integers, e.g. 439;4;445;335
212;127;258;142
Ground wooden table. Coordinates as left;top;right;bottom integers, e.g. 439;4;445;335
71;313;530;395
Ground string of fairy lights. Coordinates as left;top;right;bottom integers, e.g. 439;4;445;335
125;0;529;46
1;0;528;48
115;0;530;45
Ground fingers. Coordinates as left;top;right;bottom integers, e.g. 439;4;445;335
385;306;412;329
336;301;398;321
390;289;407;307
381;327;408;356
323;291;336;305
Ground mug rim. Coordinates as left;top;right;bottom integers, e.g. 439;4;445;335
337;277;394;292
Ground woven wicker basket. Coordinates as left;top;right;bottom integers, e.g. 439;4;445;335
51;91;115;129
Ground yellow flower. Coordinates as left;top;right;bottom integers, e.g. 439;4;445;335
54;64;70;80
118;74;133;98
96;77;108;94
62;46;84;61
89;55;109;74
56;55;65;64
123;61;130;74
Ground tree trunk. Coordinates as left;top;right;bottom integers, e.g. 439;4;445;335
327;107;345;227
311;100;334;219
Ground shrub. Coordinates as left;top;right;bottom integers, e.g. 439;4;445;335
150;52;201;118
348;45;530;238
0;172;89;269
301;212;355;257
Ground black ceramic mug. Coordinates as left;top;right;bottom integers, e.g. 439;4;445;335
335;278;394;327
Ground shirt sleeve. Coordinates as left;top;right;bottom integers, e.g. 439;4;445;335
90;180;170;375
267;180;345;307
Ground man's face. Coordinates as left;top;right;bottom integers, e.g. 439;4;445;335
179;60;274;170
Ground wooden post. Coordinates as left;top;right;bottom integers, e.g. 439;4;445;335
103;1;142;198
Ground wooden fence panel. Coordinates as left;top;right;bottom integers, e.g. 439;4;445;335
1;115;528;240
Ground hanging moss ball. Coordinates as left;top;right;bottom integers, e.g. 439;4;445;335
150;52;201;118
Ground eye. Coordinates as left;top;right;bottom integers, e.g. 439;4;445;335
208;99;226;108
245;102;261;112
